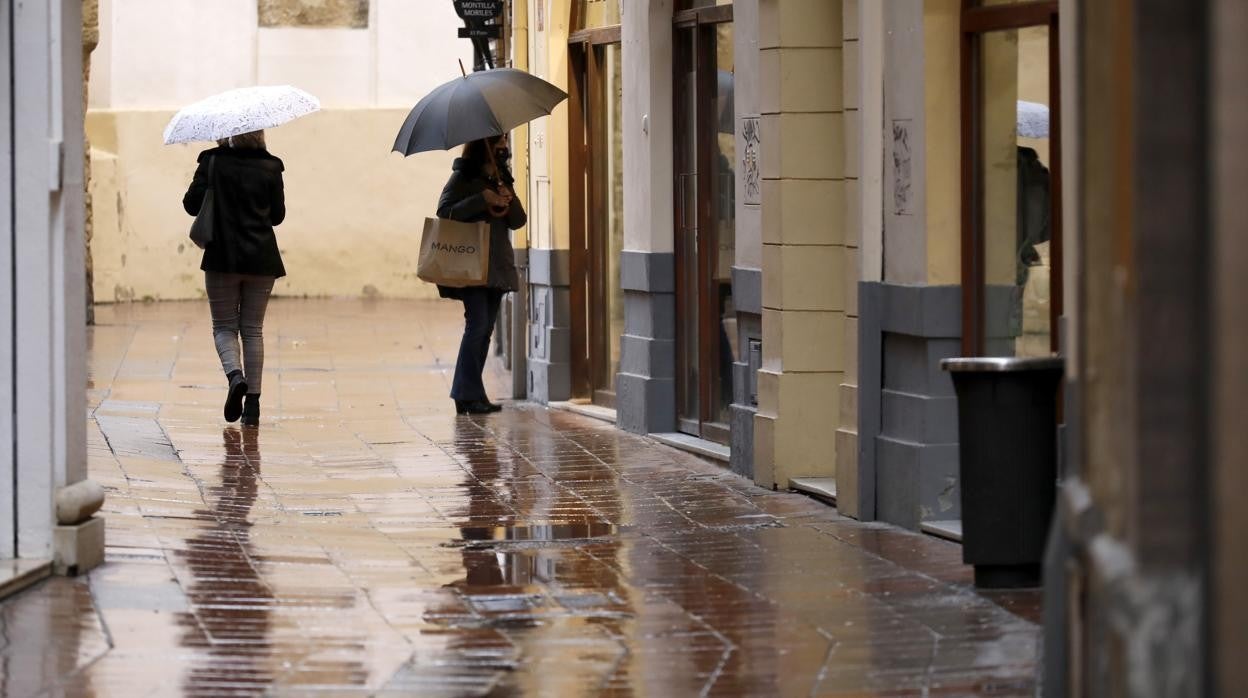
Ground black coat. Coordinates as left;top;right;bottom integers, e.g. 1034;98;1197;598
183;146;287;278
436;158;525;298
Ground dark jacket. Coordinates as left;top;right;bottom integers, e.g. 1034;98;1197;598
436;157;525;298
183;146;287;278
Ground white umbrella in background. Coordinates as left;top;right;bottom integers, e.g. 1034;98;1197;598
1017;100;1050;139
162;85;320;145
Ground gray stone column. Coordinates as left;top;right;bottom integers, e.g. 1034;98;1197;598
526;248;571;403
616;251;676;434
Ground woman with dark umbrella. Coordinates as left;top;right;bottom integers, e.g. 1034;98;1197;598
436;134;525;415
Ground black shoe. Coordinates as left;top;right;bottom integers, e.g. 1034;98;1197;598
455;400;503;415
242;394;260;427
224;371;248;423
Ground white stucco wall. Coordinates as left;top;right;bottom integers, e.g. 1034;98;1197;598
622;0;674;254
91;0;470;109
87;0;475;300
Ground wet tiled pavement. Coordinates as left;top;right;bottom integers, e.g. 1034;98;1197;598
3;300;1040;696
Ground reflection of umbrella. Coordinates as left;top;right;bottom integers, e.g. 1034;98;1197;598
392;68;568;156
162;86;320;145
1017;100;1049;139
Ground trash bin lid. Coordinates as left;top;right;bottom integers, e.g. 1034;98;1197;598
940;356;1065;372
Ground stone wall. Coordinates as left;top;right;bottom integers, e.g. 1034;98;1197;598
258;0;369;28
83;0;99;322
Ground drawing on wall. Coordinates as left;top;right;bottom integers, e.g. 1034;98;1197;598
742;116;761;206
892;119;913;216
258;0;369;28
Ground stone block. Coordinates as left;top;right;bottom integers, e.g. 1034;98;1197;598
844;246;860;315
616;373;676;434
53;516;105;577
762;308;846;373
762;244;847;312
839;382;858;431
730;403;757;480
835;428;860;518
753;412;777;488
844;315;860;376
845;177;862;249
756;369;843;484
759;0;844;50
761;178;848;246
874;436;960;529
760;112;846;180
843;0;860;41
760;47;843;115
843;39;861;110
844;109;861;179
259;0;369;28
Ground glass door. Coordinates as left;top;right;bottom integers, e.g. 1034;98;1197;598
962;2;1062;357
674;6;735;443
568;23;625;407
587;43;625;407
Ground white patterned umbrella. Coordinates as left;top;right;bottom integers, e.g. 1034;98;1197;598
1017;100;1050;139
162;85;320;145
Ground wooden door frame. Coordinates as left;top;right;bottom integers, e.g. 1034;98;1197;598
568;28;623;404
673;4;734;443
959;0;1062;356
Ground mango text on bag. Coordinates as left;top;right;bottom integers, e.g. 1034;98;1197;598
431;242;478;254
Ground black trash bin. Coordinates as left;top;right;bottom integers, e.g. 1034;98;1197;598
941;356;1064;589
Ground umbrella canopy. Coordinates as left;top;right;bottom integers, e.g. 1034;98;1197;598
393;68;568;156
163;85;320;145
1017;100;1050;139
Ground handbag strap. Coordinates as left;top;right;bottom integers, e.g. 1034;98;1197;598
206;154;216;187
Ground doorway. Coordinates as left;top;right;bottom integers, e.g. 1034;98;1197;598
569;21;625;408
674;3;735;444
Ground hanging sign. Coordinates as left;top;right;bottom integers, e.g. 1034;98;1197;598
453;0;504;21
459;25;502;39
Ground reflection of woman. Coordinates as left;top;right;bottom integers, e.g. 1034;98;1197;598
436;135;526;415
182;130;286;427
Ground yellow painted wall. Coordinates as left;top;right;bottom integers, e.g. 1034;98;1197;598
923;0;961;286
87;108;457;302
535;0;572;251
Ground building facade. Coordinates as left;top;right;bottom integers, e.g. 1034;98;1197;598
86;0;472;303
512;0;1032;535
508;0;1246;692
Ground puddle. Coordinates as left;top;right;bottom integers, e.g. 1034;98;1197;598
456;522;617;543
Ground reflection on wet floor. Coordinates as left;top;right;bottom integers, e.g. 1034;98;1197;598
1;300;1041;696
456;522;619;543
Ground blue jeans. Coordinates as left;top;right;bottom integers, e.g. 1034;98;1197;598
451;288;504;402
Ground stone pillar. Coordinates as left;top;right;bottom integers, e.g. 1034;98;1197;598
754;0;847;490
836;0;864;516
855;0;964;530
728;0;762;479
615;0;677;434
523;0;573;403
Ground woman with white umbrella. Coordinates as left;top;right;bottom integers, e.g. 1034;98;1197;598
182;129;286;426
169;85;319;426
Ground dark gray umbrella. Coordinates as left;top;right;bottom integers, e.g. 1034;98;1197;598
392;68;568;156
